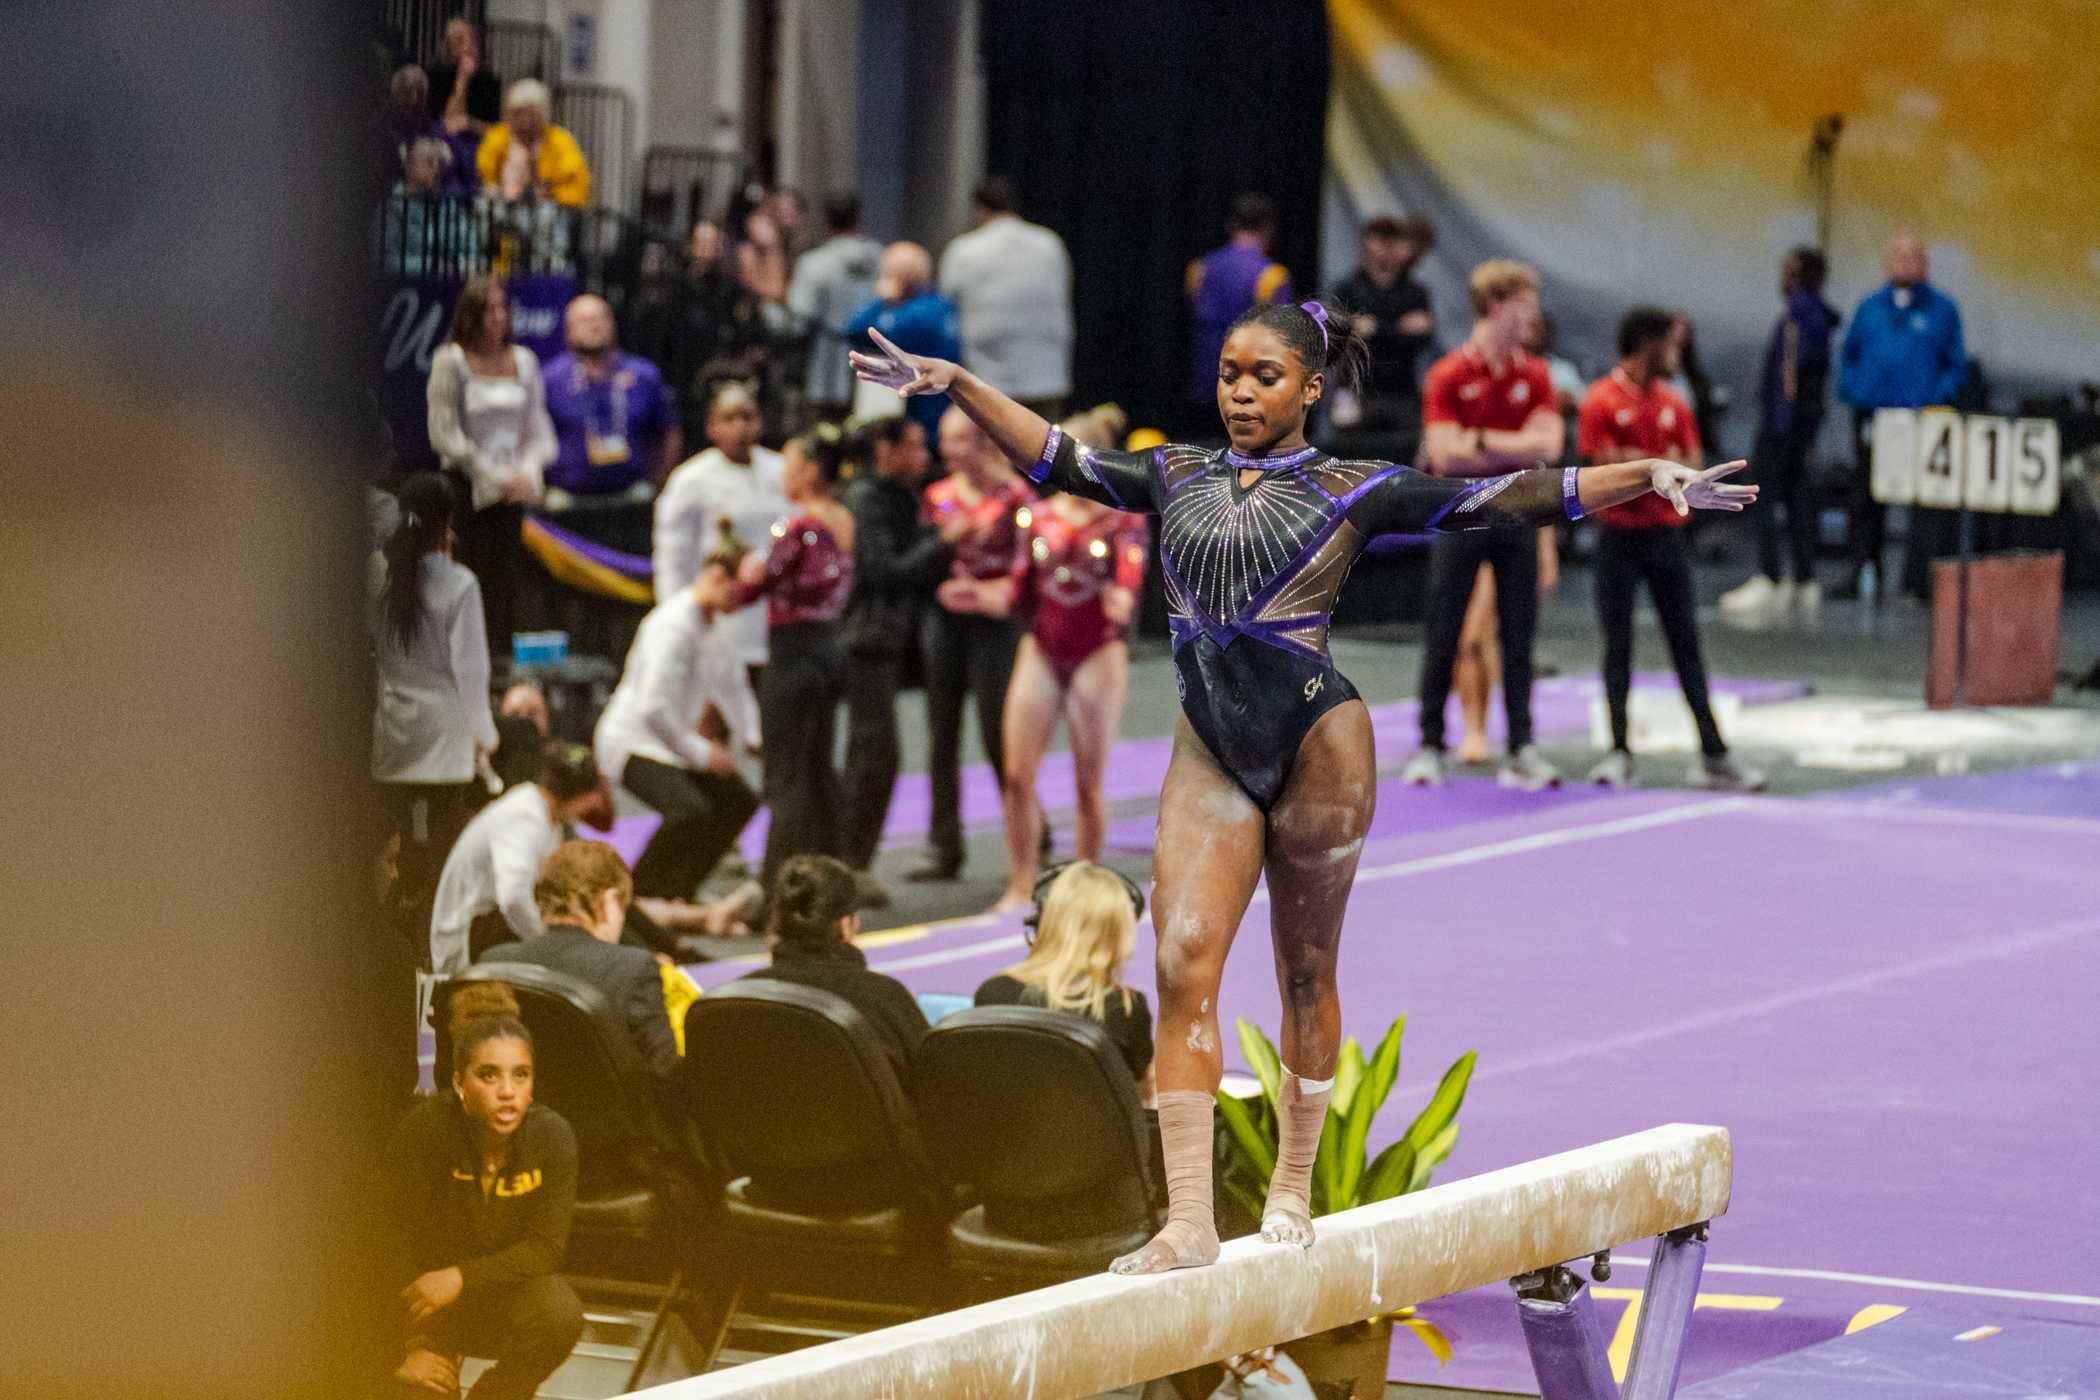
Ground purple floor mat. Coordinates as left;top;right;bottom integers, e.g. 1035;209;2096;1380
1817;758;2100;821
1680;1306;2100;1397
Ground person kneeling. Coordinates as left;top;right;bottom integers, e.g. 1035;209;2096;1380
381;999;582;1400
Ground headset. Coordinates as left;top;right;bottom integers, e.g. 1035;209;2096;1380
1022;859;1147;945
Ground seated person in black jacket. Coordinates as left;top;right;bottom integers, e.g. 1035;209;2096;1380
382;999;582;1400
479;839;681;1096
975;860;1155;1104
740;853;927;1090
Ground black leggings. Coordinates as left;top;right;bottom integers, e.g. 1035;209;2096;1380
1417;527;1540;751
1846;411;1885;581
382;1275;584;1400
840;648;905;870
458;502;529;659
1596;526;1725;758
1752;416;1821;584
377;781;475;954
620;755;760;900
759;623;846;886
920;608;1023;865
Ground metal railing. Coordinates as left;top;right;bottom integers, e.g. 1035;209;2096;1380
486;19;558;84
557;81;635;215
372;195;646;304
382;0;484;68
639;146;750;246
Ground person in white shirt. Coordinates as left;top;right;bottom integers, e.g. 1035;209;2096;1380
652;381;789;676
938;177;1073;419
427;741;608;977
370;473;499;923
426;274;558;652
596;531;763;933
786;192;883;422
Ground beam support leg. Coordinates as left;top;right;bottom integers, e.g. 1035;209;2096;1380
1621;1224;1708;1400
1513;1265;1620;1400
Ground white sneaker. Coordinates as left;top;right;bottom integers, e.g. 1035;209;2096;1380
1587;750;1637;788
1688;755;1767;792
1498;745;1562;791
1794;581;1822;620
1718;575;1776;614
1401;748;1447;787
1771;579;1796;613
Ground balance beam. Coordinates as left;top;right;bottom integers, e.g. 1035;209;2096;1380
628;1122;1731;1400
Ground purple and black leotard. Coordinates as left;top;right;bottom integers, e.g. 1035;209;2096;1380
1023;428;1581;808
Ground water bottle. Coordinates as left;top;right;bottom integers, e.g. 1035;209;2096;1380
1860;562;1879;604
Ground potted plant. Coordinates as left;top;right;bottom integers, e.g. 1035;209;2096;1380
1214;1016;1474;1399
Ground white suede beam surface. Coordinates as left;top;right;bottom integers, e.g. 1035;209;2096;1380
628;1122;1732;1400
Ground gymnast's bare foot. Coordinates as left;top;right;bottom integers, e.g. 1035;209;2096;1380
1456;732;1491;765
1260;1198;1316;1249
986;890;1032;916
1108;1218;1220;1275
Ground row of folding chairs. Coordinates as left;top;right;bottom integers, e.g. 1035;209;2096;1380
434;965;1163;1384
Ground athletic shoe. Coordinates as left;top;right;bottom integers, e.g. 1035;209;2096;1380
1688;755;1767;792
1498;745;1562;791
1718;574;1776;615
855;871;893;910
904;854;962;882
1794;580;1822;620
1400;747;1447;787
1587;750;1637;788
1771;579;1796;613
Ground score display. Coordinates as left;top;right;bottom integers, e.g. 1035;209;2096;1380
1869;408;2060;516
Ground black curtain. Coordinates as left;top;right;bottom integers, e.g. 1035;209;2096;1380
981;0;1331;435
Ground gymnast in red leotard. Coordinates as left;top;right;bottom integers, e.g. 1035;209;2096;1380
935;407;1149;913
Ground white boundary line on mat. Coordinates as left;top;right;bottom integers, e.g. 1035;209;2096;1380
1764;797;2100;835
1475;914;2100;1081
1604;1256;2100;1309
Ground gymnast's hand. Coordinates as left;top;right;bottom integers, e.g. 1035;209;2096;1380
850;327;960;398
1648;459;1757;516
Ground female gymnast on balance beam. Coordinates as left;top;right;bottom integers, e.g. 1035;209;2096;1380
852;303;1754;1275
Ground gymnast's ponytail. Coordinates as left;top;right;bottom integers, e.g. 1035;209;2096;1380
381;472;458;651
1227;297;1371;402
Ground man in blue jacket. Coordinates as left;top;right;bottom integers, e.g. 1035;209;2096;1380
844;242;962;445
1837;232;1966;600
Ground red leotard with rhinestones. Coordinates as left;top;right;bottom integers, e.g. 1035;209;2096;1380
1009;503;1148;687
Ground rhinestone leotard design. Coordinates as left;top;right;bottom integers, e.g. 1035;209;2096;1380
1024;427;1567;807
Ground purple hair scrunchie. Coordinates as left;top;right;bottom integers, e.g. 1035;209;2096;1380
1300;300;1330;354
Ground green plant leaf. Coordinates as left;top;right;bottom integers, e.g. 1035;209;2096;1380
1215;1085;1276;1186
1224;1177;1266;1224
1402;1051;1477;1157
1329;1036;1366;1120
1362;1016;1406;1119
1311;1099;1348;1215
1359;1137;1418;1204
1236;1017;1281;1109
1337;1016;1406;1206
1407;1123;1460;1194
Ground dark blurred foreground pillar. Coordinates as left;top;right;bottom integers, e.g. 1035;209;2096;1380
0;5;401;1397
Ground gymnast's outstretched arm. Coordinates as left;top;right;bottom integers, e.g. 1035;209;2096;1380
849;328;1158;513
1346;458;1756;540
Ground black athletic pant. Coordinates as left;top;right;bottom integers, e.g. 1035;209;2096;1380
759;623;846;886
840;648;905;870
381;1275;585;1400
920;607;1023;866
1752;415;1821;585
1596;526;1726;758
620;755;759;901
458;502;528;658
1846;410;1886;585
377;780;474;960
1417;526;1541;751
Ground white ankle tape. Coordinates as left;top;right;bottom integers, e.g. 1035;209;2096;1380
1283;1069;1336;1095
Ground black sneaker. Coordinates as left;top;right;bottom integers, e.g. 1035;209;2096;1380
904;855;962;883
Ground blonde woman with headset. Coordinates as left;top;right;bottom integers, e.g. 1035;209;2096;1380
974;860;1154;1106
